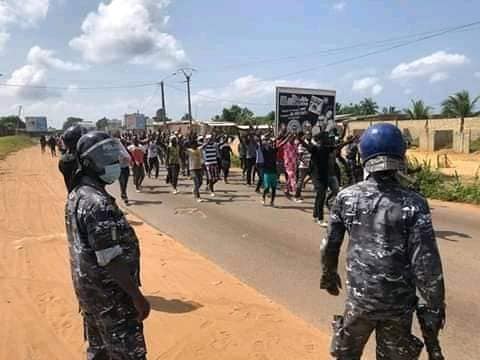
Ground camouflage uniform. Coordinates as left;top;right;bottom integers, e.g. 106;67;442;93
65;176;146;360
321;172;445;359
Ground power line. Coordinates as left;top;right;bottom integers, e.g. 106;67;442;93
165;83;273;107
0;81;159;90
253;20;480;83
198;22;480;72
1;20;478;94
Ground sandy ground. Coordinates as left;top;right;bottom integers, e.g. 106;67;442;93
408;149;480;179
0;146;330;360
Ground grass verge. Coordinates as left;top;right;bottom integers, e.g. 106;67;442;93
408;158;480;205
0;136;35;160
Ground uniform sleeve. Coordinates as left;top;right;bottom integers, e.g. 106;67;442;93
321;194;346;275
409;201;445;308
84;199;123;267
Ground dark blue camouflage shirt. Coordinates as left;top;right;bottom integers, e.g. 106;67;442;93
322;173;445;316
65;176;141;318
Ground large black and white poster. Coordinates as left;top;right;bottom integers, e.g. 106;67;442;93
275;87;336;135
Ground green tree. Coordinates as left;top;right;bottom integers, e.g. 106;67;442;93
338;103;362;115
441;90;479;132
215;105;255;124
181;113;191;121
381;106;401;115
359;98;379;115
96;117;109;130
0;116;25;129
403;100;432;120
252;111;275;125
63;117;83;130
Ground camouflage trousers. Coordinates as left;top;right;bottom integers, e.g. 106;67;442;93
331;305;423;360
83;312;146;360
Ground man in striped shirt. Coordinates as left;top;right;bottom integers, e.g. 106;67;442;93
201;134;220;196
295;131;312;202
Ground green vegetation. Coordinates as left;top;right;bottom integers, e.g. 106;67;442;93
0;136;35;160
408;158;480;204
470;138;480;153
441;90;479;132
337;98;379;116
212;105;274;125
404;99;432;120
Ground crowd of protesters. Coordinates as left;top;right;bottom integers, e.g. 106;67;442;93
50;123;362;226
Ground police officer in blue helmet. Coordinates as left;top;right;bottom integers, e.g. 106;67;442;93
65;131;150;359
320;123;445;360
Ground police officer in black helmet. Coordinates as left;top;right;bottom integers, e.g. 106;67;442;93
66;131;150;359
59;124;87;192
320;123;445;360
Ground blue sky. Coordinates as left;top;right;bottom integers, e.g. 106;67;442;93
1;0;479;128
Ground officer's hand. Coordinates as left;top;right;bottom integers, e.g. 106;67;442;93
320;272;342;296
133;294;151;322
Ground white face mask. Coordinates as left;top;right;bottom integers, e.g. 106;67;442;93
100;163;121;184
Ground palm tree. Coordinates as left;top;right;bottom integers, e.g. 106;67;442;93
359;98;379;115
403;100;432;120
441;90;479;132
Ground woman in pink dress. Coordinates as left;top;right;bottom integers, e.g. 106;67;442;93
279;134;298;197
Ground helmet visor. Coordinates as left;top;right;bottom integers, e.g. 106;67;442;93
80;138;121;167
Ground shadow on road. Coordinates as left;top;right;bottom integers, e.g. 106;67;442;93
146;296;203;314
129;199;163;206
435;230;471;242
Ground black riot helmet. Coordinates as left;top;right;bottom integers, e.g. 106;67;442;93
76;131;121;178
63;125;87;152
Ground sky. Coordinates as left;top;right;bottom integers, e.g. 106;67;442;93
1;0;480;129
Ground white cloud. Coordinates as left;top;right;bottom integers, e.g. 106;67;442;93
371;84;383;96
69;0;186;69
27;46;88;71
404;88;413;95
3;64;56;101
0;0;50;50
352;77;383;96
333;2;346;11
429;72;449;83
192;75;324;107
474;72;480;79
2;46;87;100
390;51;468;80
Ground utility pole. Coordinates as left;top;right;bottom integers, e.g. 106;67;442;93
160;81;166;125
174;68;196;126
16;105;22;135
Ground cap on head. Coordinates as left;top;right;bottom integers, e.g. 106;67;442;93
359;123;406;173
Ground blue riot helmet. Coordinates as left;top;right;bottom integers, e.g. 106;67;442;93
359;123;406;173
76;131;122;184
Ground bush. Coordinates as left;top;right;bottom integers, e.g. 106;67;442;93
408;158;480;204
470;138;480;153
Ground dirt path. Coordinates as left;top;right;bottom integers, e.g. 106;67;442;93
0;147;330;360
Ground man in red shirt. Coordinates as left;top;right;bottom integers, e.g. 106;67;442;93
128;138;146;192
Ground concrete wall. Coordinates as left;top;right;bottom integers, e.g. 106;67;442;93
346;117;480;153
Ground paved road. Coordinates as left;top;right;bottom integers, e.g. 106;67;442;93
111;168;479;359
